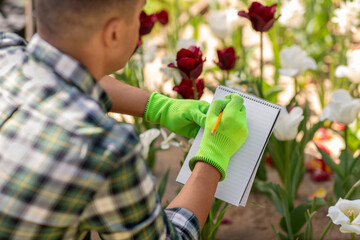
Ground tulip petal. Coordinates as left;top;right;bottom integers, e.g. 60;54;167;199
339;225;360;235
238;11;250;19
250;14;268;32
338;99;360;124
328;205;350;225
279;68;299;77
320;106;334;122
305;57;317;70
177;57;197;76
263;4;278;21
262;17;279;32
249;2;264;13
189;60;205;80
177;49;195;60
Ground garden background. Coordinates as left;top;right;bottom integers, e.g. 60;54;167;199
20;0;360;239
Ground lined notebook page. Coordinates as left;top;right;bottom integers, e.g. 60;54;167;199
176;86;281;206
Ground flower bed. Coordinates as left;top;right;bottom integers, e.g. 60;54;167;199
111;0;360;239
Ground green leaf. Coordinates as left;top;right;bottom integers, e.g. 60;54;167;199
316;145;344;178
267;137;286;182
157;167;170;202
347;129;360;152
339;149;354;174
264;85;283;103
350;154;360;171
256;156;267;181
209;203;230;238
254;181;284;216
278;187;294;238
279;198;325;234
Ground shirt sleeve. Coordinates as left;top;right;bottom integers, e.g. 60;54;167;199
78;135;200;239
0;32;27;48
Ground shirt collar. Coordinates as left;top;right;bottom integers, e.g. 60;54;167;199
27;34;112;112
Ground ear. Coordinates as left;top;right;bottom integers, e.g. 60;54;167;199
102;17;122;48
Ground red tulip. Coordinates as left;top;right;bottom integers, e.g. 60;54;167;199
311;169;331;182
168;46;206;81
306;158;333;182
215;47;237;71
139;11;157;36
315;142;331;155
173;79;205;99
156;10;169;25
264;153;274;167
313;127;330;142
332;121;346;131
238;2;279;32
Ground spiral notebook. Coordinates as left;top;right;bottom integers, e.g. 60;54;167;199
176;85;281;206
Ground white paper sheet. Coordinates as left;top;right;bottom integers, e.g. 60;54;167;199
176;86;281;206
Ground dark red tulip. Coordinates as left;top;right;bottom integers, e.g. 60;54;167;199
306;158;332;182
168;46;206;81
238;2;279;32
220;218;233;225
215;47;237;71
173;79;205;99
311;169;331;182
139;11;157;36
156;10;169;25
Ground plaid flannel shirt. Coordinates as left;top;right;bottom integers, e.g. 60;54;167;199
0;32;200;240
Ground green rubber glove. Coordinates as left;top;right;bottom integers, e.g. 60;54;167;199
189;93;248;181
144;92;210;138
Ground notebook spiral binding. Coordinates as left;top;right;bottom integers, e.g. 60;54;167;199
218;85;281;110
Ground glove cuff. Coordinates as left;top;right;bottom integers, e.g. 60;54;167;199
144;92;170;124
189;131;235;181
189;156;227;181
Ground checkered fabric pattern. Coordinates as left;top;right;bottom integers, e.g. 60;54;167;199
0;32;200;240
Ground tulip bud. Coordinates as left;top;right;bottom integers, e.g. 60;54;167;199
238;2;279;32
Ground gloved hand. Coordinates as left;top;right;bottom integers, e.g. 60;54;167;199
189;93;248;181
144;92;210;138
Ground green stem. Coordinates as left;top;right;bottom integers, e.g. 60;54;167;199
284;140;290;192
294;77;298;95
222;71;229;86
320;221;332;240
344;125;348;175
260;32;264;97
192;78;198;100
351;233;355;240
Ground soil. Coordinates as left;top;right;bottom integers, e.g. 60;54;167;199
152;146;350;240
91;136;351;240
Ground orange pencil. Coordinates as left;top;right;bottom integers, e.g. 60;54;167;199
211;111;223;135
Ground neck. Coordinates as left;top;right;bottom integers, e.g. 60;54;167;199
38;32;106;81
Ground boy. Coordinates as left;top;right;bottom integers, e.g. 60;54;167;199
0;0;248;239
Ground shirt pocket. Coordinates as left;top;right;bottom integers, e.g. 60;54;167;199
0;90;20;129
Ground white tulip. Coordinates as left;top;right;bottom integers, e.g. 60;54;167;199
139;128;160;159
332;1;360;35
279;0;305;28
160;129;180;150
160;53;182;84
335;49;360;83
279;45;317;77
273;107;304;141
132;39;157;64
207;9;242;39
328;198;360;235
320;89;360;125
